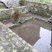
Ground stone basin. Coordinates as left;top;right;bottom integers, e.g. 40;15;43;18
11;18;51;45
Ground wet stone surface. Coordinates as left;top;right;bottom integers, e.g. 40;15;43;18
0;22;37;52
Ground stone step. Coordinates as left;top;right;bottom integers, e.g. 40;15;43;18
5;22;14;28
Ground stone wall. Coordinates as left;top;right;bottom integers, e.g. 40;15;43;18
26;1;52;17
0;22;38;52
0;9;12;21
6;0;20;8
0;6;28;21
0;0;20;8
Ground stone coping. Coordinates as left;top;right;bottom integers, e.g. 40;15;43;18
0;22;38;52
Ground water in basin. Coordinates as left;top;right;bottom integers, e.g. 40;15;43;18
11;19;51;45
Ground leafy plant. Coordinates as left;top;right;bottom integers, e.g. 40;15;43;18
19;0;26;6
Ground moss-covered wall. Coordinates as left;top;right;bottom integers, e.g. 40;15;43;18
26;1;52;17
26;0;52;4
0;9;12;21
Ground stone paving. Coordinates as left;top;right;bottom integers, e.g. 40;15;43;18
0;22;38;52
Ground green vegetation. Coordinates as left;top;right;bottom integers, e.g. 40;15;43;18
29;3;52;17
19;0;26;5
39;0;52;4
0;10;11;21
27;0;52;4
0;16;10;21
0;5;5;9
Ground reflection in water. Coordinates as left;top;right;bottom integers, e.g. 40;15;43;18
33;27;51;52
